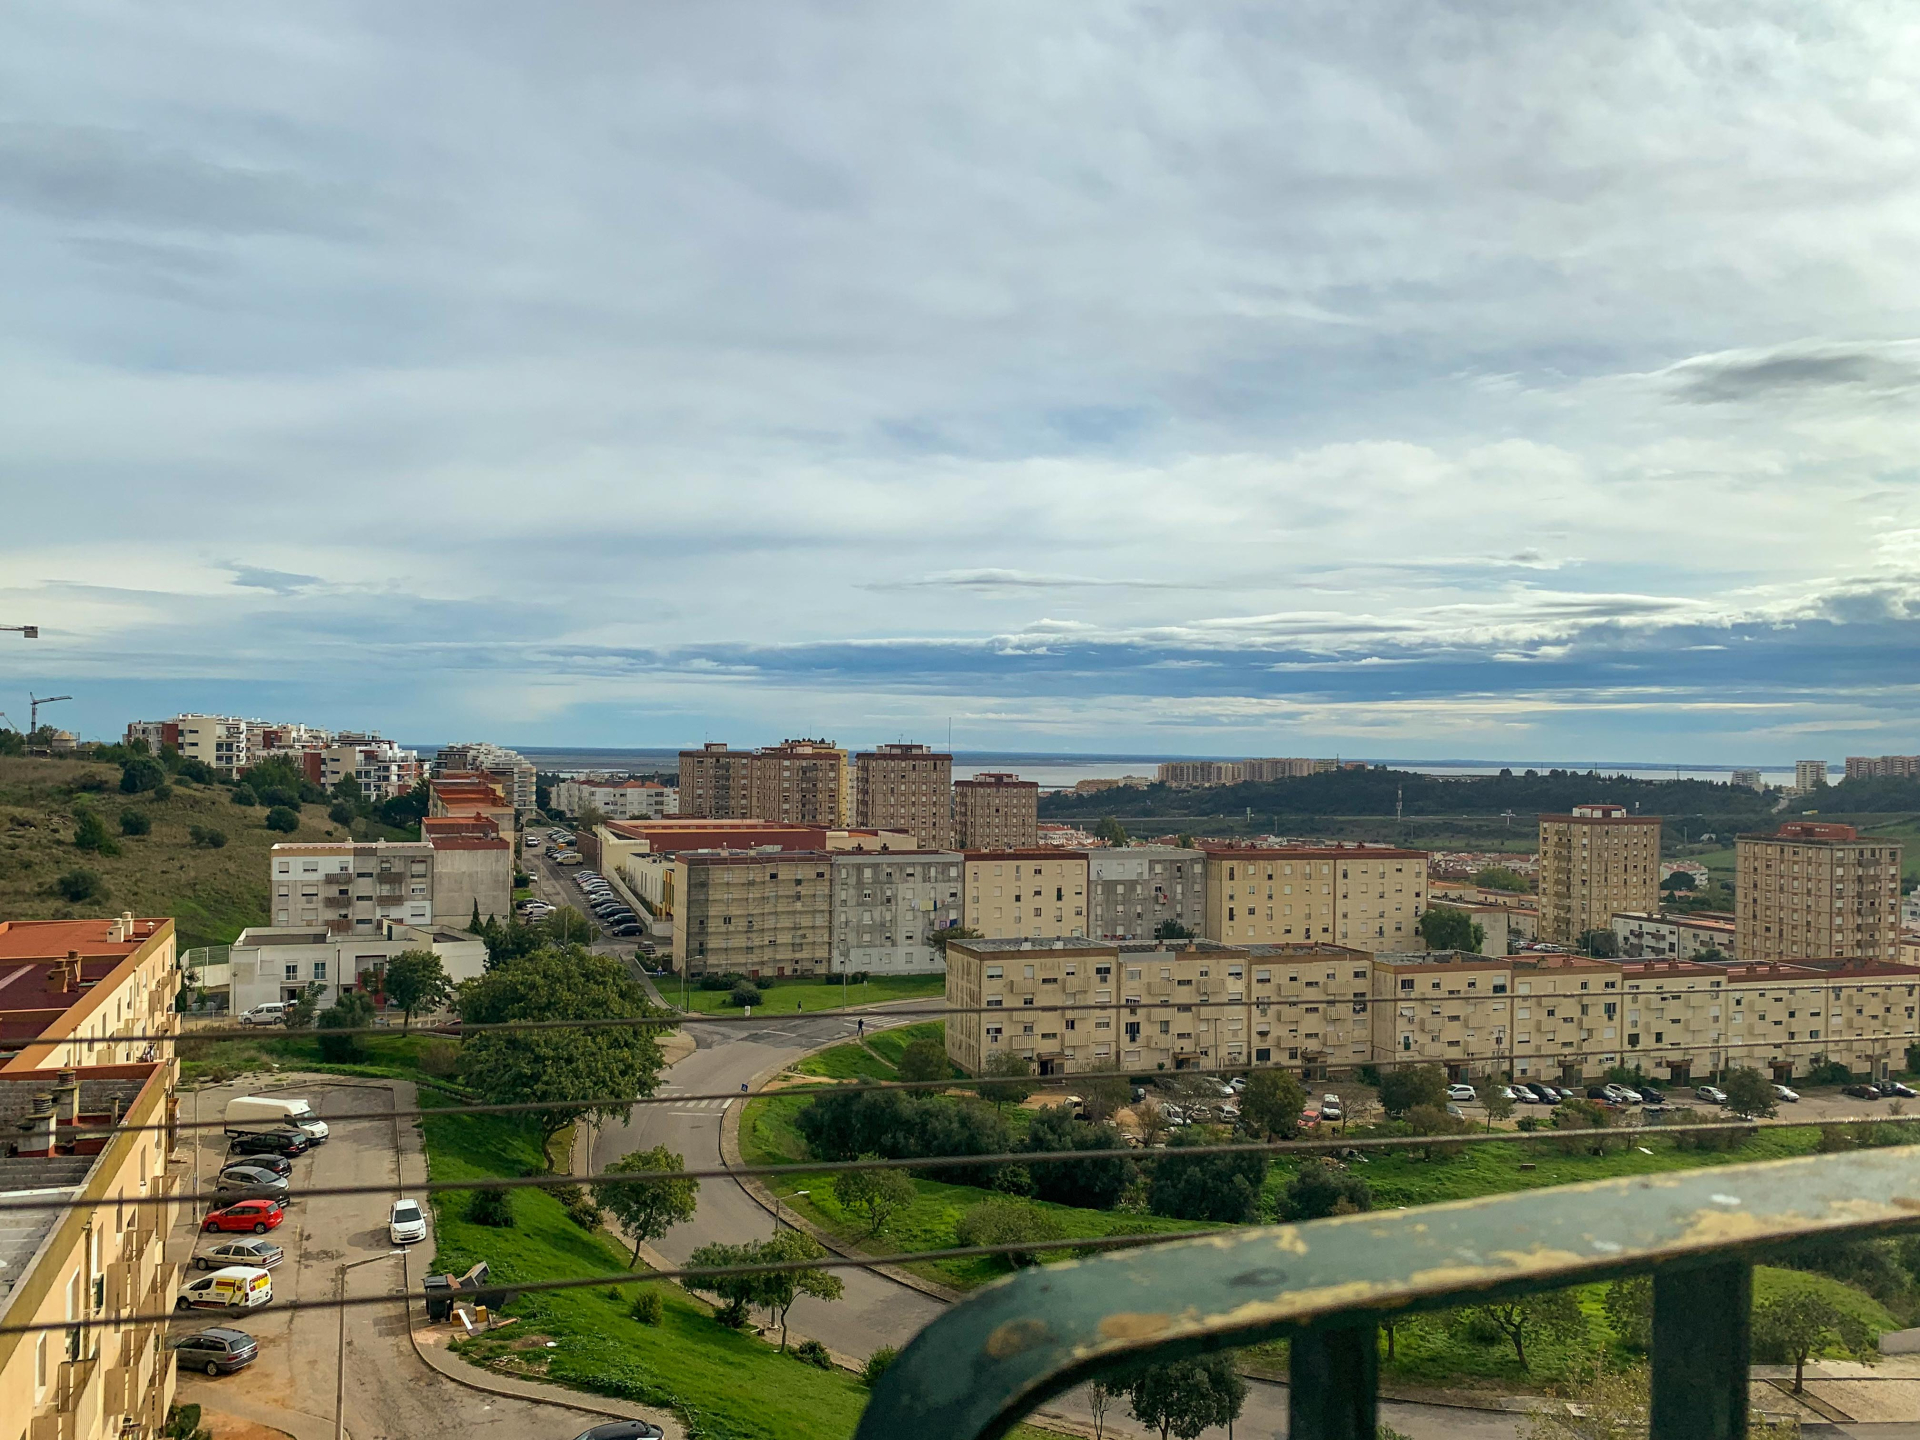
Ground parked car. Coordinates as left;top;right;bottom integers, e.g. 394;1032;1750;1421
1227;1077;1247;1093
1636;1087;1667;1106
1445;1103;1465;1119
175;1266;273;1313
1131;1086;1147;1103
224;1095;328;1143
203;1199;286;1235
173;1327;258;1375
1601;1084;1638;1105
610;923;644;937
216;1166;289;1201
1554;1087;1578;1102
390;1197;427;1245
236;1002;289;1026
227;1129;308;1161
569;1421;665;1440
1446;1084;1476;1102
1319;1100;1342;1121
197;1238;283;1271
1886;1081;1918;1098
1696;1085;1729;1105
1773;1084;1801;1103
1524;1082;1559;1104
1843;1083;1882;1099
221;1148;292;1178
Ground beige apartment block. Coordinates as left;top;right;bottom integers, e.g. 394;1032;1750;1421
1087;847;1206;942
678;743;755;819
672;850;833;977
1736;822;1903;965
1536;805;1662;945
1202;846;1428;951
854;743;952;848
1373;950;1515;1077
676;740;848;825
271;840;435;933
962;850;1088;939
831;849;964;974
952;773;1039;849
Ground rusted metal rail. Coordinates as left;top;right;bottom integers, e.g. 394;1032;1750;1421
857;1144;1920;1440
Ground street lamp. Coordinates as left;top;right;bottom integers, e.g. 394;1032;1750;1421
0;625;37;639
336;1250;407;1440
775;1189;809;1231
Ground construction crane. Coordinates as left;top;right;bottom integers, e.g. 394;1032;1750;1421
30;694;71;733
0;713;16;733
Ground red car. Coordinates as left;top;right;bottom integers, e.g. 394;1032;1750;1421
204;1198;285;1235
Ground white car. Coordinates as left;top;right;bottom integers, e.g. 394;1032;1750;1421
1446;1083;1477;1102
389;1197;427;1245
1773;1084;1800;1103
237;1002;289;1026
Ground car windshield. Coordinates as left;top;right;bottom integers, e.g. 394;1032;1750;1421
394;1204;421;1223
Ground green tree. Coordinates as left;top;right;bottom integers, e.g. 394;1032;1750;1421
1453;1289;1586;1371
953;1196;1066;1267
1723;1066;1779;1119
928;924;982;955
1118;1353;1247;1440
974;1049;1036;1109
1471;864;1531;893
1754;1289;1872;1393
1275;1157;1372;1222
749;1228;844;1351
316;990;375;1062
187;825;227;849
593;1144;700;1263
328;801;356;827
119;757;167;793
1079;1074;1130;1124
1378;1063;1448;1118
1023;1105;1135;1209
72;807;119;855
457;947;665;1170
118;807;151;836
264;805;300;833
1418;904;1484;953
1475;1072;1515;1131
381;949;452;1029
1602;1273;1652;1351
53;868;108;903
832;1161;917;1235
1239;1068;1306;1140
283;981;325;1029
1662;870;1698;892
1153;918;1195;941
1578;927;1620;958
331;775;365;804
895;1035;950;1084
230;785;258;807
1148;1128;1267;1222
1094;816;1130;847
686;1241;758;1327
0;729;23;757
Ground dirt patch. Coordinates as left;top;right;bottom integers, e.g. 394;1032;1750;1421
198;1411;295;1440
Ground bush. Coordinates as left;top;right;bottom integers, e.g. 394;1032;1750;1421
118;807;151;836
187;825;228;849
1807;1059;1855;1087
1023;1104;1135;1209
729;981;763;1008
1379;1064;1448;1118
257;785;301;808
1148;1129;1267;1222
119;757;167;793
230;786;258;807
316;990;375;1061
861;1346;898;1387
467;1187;515;1227
698;972;740;992
417;1039;461;1078
793;1338;832;1369
71;808;119;855
953;1197;1066;1266
264;806;301;834
796;1083;1013;1188
53;868;108;903
1274;1158;1371;1222
328;802;355;826
895;1036;952;1084
629;1287;664;1325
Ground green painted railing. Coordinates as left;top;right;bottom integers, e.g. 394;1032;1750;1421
857;1144;1920;1440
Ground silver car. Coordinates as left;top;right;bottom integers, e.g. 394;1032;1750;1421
215;1166;290;1202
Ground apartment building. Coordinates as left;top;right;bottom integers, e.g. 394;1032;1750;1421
1087;846;1206;941
1611;910;1736;962
435;742;538;813
853;743;952;848
1201;846;1429;951
319;735;420;801
428;772;517;839
962;851;1088;939
671;850;833;977
1794;760;1830;792
677;743;755;819
1536;804;1662;945
553;777;679;820
270;840;435;932
1731;768;1765;790
1156;761;1243;788
124;712;250;772
831;850;964;974
420;816;513;925
676;740;848;825
1373;950;1515;1077
1735;822;1903;965
226;921;486;1011
952;773;1039;849
1846;754;1920;781
0;916;180;1071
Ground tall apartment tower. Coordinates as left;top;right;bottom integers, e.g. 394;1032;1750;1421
952;772;1039;849
1736;821;1903;964
854;743;952;847
1536;804;1662;945
678;743;755;819
748;739;847;826
1795;759;1829;792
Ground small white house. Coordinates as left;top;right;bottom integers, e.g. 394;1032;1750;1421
226;921;487;1014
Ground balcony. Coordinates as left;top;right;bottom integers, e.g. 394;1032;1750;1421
859;1143;1920;1440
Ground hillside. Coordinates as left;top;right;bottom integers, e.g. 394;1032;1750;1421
0;755;359;949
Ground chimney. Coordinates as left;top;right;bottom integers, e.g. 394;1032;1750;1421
53;1068;80;1127
52;950;80;993
109;911;134;943
17;1093;56;1157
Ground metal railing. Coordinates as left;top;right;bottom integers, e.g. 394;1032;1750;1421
857;1142;1920;1440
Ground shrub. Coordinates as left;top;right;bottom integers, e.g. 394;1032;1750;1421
53;868;108;903
628;1287;664;1325
793;1338;832;1369
467;1187;515;1227
729;981;762;1008
795;1084;1013;1188
1274;1158;1371;1222
1148;1129;1267;1222
953;1196;1066;1266
316;990;375;1061
71;808;119;855
1023;1104;1135;1209
1807;1059;1855;1087
257;785;301;808
187;825;228;849
328;802;355;826
698;972;740;991
264;806;301;833
417;1039;461;1078
861;1345;898;1386
230;786;258;807
118;808;151;836
567;1194;604;1230
895;1036;952;1084
119;757;167;793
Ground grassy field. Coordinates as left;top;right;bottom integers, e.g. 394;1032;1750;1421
0;754;397;948
677;973;946;1016
177;1028;469;1088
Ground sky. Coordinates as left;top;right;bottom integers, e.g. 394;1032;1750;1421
4;2;1920;763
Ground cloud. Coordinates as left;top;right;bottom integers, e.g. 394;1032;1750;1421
226;564;324;595
1655;341;1920;406
866;568;1202;592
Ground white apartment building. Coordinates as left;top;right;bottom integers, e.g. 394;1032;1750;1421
125;713;251;772
227;922;487;1010
830;850;964;974
436;742;539;813
271;841;435;931
1087;846;1206;941
554;777;679;820
321;735;421;800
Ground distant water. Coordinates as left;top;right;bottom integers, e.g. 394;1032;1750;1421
408;745;1803;793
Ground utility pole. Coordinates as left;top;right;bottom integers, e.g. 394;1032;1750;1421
29;693;71;733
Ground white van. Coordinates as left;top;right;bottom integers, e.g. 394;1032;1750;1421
237;1002;289;1026
225;1095;329;1144
176;1266;274;1312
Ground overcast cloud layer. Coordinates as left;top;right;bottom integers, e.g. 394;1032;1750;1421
4;2;1920;761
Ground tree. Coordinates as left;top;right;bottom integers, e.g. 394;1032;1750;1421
382;949;452;1029
953;1196;1066;1267
1418;905;1484;953
1662;870;1697;892
928;924;982;955
458;947;665;1169
686;1241;759;1327
1602;1273;1652;1351
118;808;151;836
1086;1377;1117;1440
119;757;167;793
1475;1072;1515;1131
379;780;430;829
1148;1128;1267;1222
328;801;356;827
1472;864;1531;893
1275;1158;1371;1222
593;1145;700;1262
1378;1063;1448;1118
730;980;762;1009
1153;918;1195;941
832;1162;916;1235
283;981;325;1029
1723;1066;1779;1119
1023;1105;1135;1209
749;1228;843;1351
1080;1074;1130;1124
1239;1069;1306;1140
230;785;258;807
53;868;107;903
1696;946;1728;964
895;1036;950;1084
264;805;301;833
1578;928;1620;958
1119;1353;1247;1440
975;1049;1036;1109
1754;1289;1873;1393
187;825;227;849
1453;1289;1586;1371
71;808;118;855
331;775;364;804
1094;816;1130;847
1132;1095;1171;1148
317;990;375;1062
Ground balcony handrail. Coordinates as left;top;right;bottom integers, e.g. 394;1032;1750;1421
857;1142;1920;1440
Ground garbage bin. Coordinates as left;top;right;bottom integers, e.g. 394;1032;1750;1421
422;1273;454;1323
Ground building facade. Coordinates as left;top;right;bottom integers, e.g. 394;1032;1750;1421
671;850;833;977
1611;910;1737;962
1735;822;1903;965
271;840;435;932
1086;846;1206;941
435;742;538;813
1795;760;1830;792
226;922;486;1011
1201;846;1429;951
676;740;848;825
320;735;421;801
125;713;250;772
1731;768;1764;790
830;850;964;974
1845;755;1920;781
1535;805;1662;945
677;743;754;819
962;851;1089;940
553;777;679;820
428;773;517;838
952;773;1039;849
853;743;952;848
420;817;513;926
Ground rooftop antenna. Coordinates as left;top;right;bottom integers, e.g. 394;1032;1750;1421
30;693;71;733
